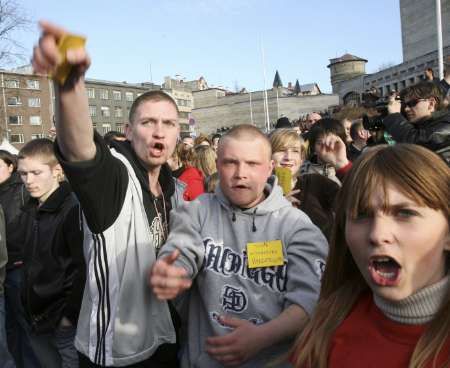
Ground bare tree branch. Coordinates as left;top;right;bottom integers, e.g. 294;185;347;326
0;0;32;67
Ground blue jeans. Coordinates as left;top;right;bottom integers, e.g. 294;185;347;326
29;324;78;368
0;295;15;368
4;267;41;368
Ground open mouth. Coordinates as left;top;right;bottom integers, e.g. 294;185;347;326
233;184;249;190
150;142;165;156
368;256;401;286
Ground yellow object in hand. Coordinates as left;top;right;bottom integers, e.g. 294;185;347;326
52;33;86;85
274;167;292;195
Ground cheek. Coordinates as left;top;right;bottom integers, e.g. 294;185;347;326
272;156;282;167
345;222;366;260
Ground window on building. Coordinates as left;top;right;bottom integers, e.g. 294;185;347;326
28;97;41;107
401;80;406;89
100;89;109;100
8;115;22;125
10;134;24;143
102;123;112;134
7;97;21;106
87;88;95;99
378;87;383;97
31;133;45;140
116;123;124;133
125;92;134;102
114;107;123;118
101;106;110;117
409;77;415;85
30;116;42;125
179;112;189;119
26;80;40;89
393;83;399;92
89;105;97;117
113;90;121;100
5;80;19;88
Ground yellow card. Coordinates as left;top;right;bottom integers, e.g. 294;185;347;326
52;33;87;85
275;167;292;195
247;240;284;269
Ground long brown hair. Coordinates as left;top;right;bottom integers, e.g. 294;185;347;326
292;144;450;368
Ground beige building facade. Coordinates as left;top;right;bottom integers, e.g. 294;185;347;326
0;68;54;150
85;79;160;135
191;87;339;135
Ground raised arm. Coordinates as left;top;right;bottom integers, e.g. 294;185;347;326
32;21;95;162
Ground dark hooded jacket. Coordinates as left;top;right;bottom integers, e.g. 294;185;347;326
0;171;29;268
383;109;450;165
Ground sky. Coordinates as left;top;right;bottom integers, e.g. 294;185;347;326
16;0;403;94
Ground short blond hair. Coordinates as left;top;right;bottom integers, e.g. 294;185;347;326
269;129;306;159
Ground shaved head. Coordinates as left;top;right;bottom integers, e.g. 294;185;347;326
218;124;272;160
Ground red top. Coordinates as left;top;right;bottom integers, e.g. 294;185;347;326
327;292;450;368
291;292;450;367
178;166;205;201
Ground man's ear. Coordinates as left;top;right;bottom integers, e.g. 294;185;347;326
268;159;275;175
444;231;450;251
428;97;437;111
52;163;63;181
125;122;132;141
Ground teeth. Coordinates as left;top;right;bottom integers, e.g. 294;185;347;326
374;257;392;263
376;257;390;262
376;270;396;280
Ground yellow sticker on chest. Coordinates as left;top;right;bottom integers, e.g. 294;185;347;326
246;240;284;269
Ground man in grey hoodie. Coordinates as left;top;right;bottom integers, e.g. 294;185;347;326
151;124;328;367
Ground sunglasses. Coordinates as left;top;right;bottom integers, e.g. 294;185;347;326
403;98;428;108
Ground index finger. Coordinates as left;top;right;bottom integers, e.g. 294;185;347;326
39;20;67;39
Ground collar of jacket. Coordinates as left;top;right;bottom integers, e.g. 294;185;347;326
214;175;290;215
415;109;450;126
22;181;73;213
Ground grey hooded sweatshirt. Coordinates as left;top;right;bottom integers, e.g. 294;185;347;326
158;176;328;368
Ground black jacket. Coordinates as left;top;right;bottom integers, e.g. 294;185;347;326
383;110;450;165
0;172;29;268
293;173;340;240
21;181;86;334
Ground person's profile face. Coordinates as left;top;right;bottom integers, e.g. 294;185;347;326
0;159;13;184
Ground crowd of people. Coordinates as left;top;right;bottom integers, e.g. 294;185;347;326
0;20;448;368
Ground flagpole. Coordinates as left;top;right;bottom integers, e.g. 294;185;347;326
436;0;444;79
249;91;254;125
260;37;270;132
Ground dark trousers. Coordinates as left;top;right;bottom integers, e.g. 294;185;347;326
4;267;41;368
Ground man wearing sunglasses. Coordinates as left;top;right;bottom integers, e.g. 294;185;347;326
385;81;450;166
